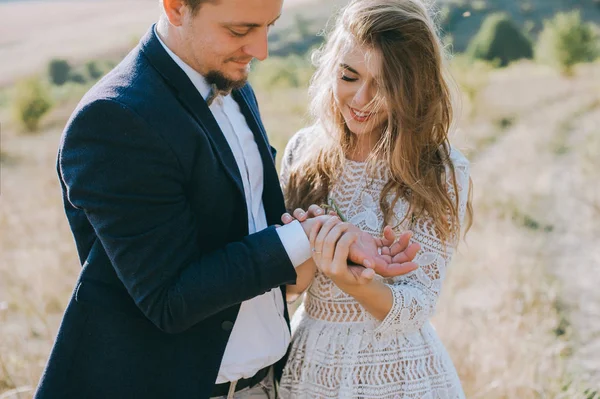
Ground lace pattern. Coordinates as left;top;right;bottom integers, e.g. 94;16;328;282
279;128;469;398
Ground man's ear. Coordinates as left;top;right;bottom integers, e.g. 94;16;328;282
161;0;188;26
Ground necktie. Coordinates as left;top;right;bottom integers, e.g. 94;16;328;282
206;84;230;106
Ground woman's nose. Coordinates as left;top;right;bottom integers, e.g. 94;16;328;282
353;83;373;109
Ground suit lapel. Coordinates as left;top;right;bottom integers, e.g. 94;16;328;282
139;25;245;202
140;25;286;227
233;88;287;226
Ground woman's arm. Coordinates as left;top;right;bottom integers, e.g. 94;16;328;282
331;155;472;333
286;258;317;302
336;280;393;321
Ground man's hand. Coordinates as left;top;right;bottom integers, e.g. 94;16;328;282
281;204;336;225
282;206;420;278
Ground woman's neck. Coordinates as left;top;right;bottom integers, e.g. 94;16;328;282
347;131;381;162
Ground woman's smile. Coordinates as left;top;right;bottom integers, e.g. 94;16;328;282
348;106;376;123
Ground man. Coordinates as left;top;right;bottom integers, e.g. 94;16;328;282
35;0;418;398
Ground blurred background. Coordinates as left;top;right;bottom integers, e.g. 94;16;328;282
1;0;600;398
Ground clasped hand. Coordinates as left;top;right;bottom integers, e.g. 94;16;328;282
282;205;420;287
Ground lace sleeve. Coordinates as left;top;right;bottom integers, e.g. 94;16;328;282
280;139;295;194
279;127;314;200
373;151;471;335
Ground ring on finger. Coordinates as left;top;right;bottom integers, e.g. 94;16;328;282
312;247;322;254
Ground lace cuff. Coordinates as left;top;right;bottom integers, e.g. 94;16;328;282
373;281;434;335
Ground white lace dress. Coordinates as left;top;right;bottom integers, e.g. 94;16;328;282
279;129;470;399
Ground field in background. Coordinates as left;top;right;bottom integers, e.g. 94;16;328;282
0;0;323;87
2;0;600;398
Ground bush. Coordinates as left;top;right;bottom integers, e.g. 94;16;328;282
438;4;469;34
48;59;72;86
449;54;495;118
251;55;314;90
68;71;87;84
12;77;53;132
536;10;600;75
86;60;104;80
467;13;533;67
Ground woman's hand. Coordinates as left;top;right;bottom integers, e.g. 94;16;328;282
355;226;421;278
310;221;376;287
282;206;420;278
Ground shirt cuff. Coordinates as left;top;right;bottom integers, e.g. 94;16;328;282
276;220;311;268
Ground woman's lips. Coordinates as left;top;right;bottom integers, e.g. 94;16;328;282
349;106;373;123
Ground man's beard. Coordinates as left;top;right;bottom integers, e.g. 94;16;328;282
205;69;248;93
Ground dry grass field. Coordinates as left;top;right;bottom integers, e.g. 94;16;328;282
0;0;319;87
1;1;600;398
2;60;599;398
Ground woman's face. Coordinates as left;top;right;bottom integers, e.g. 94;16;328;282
333;45;388;139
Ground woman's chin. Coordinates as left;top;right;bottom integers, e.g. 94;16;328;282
345;122;374;137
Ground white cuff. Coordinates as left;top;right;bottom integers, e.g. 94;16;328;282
276;220;311;268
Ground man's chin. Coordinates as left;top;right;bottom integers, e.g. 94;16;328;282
205;69;248;92
227;64;250;80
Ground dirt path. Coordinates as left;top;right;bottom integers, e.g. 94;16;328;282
473;64;600;389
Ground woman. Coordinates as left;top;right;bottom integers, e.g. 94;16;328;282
278;0;473;397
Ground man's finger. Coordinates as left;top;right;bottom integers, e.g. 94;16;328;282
307;204;325;217
281;213;294;225
293;208;307;222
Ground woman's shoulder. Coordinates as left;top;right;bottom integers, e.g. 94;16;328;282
448;145;470;171
283;125;322;165
286;125;320;151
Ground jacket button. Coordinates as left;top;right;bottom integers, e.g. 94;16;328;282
221;321;234;331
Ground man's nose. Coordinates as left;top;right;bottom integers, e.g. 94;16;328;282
242;28;269;61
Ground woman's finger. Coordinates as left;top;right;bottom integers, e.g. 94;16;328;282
358;267;375;284
321;223;353;269
389;231;413;254
313;217;342;262
331;231;358;277
380;225;396;247
392;242;421;264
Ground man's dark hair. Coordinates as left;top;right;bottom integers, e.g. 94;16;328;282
184;0;219;14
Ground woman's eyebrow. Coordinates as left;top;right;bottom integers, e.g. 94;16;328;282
340;63;360;75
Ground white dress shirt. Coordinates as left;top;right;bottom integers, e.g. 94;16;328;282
155;31;311;383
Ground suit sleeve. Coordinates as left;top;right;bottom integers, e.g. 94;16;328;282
59;99;297;333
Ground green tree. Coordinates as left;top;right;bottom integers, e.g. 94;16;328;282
12;77;53;132
467;13;533;67
86;60;104;80
536;10;600;75
48;59;72;86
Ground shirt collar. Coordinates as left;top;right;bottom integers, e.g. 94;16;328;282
154;26;212;100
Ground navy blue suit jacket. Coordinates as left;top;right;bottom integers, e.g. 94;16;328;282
35;26;297;399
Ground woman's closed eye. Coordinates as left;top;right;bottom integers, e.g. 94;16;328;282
341;73;358;82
